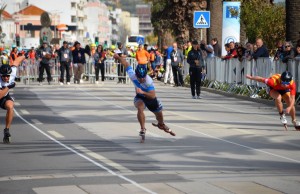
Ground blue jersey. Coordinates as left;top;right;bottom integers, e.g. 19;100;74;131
166;46;173;59
126;66;155;94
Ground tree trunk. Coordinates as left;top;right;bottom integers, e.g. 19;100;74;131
286;0;300;44
207;0;223;45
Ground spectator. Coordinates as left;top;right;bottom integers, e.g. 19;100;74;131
72;41;89;84
211;38;221;57
93;45;106;83
170;42;184;87
245;42;254;60
116;42;128;83
0;50;9;65
184;41;192;59
9;47;18;66
222;42;237;60
252;38;269;59
57;41;72;85
163;44;174;85
136;44;150;67
237;45;246;62
36;41;53;85
282;41;295;63
200;40;214;58
294;44;300;60
274;40;284;61
187;40;204;99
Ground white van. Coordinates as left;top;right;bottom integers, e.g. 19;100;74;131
125;35;145;48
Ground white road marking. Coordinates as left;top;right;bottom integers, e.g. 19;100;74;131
47;131;65;138
20;109;30;115
80;88;300;164
14;109;156;194
14;102;21;106
73;144;133;173
31;119;43;125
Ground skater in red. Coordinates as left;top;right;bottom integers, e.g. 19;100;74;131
113;53;175;143
246;71;300;130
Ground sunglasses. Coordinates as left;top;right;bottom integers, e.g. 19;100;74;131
1;75;10;78
281;81;290;85
285;45;291;48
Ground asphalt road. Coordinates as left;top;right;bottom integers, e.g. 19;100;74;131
0;80;299;194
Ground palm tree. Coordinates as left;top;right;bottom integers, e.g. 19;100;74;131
207;0;222;44
286;0;300;44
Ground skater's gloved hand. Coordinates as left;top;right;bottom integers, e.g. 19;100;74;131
7;82;16;89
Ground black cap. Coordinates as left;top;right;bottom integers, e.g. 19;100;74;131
192;40;198;45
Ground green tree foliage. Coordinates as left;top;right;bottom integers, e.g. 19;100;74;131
145;0;206;46
240;0;285;55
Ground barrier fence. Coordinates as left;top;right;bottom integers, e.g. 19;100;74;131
9;56;300;103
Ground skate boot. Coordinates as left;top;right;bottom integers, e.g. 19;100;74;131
3;128;11;144
292;120;300;130
280;113;287;124
280;113;288;130
139;129;146;143
152;123;176;136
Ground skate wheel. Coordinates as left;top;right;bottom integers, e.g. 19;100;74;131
284;124;288;131
294;126;300;131
3;137;10;144
140;136;145;143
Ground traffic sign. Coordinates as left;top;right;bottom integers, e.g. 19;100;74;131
193;11;210;28
136;36;144;45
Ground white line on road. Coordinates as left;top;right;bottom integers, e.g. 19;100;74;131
48;131;65;138
31;119;43;125
73;144;133;173
80;88;300;164
14;109;157;194
14;102;21;106
20;109;30;115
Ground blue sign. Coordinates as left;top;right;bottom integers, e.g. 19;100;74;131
193;11;210;28
136;36;144;45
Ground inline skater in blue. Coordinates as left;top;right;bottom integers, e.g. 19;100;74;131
114;52;176;143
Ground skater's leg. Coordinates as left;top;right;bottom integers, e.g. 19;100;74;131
282;93;300;129
269;90;283;113
154;111;164;125
4;100;14;129
134;100;146;130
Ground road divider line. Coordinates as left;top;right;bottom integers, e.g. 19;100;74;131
73;145;133;173
48;131;65;138
14;109;157;194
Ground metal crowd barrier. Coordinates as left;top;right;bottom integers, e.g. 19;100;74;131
203;57;300;103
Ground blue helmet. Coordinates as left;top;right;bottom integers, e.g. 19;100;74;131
135;65;147;78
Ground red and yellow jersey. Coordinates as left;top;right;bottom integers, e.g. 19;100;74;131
263;74;296;95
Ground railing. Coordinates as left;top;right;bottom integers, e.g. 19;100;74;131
10;56;300;104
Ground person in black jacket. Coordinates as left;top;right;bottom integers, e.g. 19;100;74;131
57;41;73;85
187;40;204;99
36;41;53;85
252;38;269;59
72;41;90;84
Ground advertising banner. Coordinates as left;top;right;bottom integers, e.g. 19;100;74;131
221;1;241;56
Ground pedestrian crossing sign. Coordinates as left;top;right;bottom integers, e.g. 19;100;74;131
193;11;210;28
